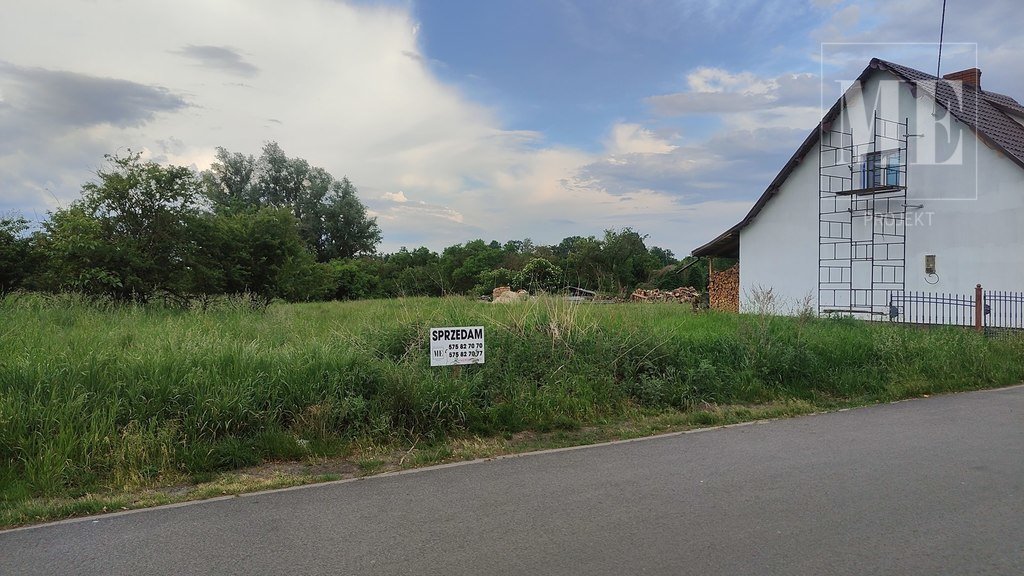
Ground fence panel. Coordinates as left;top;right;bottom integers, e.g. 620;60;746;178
886;287;1024;330
984;290;1024;329
886;291;975;327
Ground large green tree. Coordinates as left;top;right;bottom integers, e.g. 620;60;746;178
517;257;563;292
185;208;333;302
202;143;381;261
440;240;505;294
600;228;659;294
319;177;381;261
376;247;443;297
40;152;202;300
201;147;257;211
556;235;604;290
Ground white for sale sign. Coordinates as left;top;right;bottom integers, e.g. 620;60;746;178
429;326;485;366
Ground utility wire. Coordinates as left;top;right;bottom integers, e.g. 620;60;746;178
936;0;947;79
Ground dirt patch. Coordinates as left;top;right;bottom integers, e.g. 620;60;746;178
155;484;194;499
238;459;360;480
510;431;538;443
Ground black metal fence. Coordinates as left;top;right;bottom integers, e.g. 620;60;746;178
886;291;976;327
984;290;1024;329
886;286;1024;330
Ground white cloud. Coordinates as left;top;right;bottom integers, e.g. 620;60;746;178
686;68;776;95
647;68;820;116
723;106;823;132
382;191;408;203
604;123;677;155
174;45;260;78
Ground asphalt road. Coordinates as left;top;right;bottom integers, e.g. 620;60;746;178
3;386;1023;576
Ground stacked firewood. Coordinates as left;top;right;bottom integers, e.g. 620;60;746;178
709;265;739;312
630;286;700;303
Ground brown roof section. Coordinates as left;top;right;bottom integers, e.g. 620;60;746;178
692;58;1024;258
884;60;1024;169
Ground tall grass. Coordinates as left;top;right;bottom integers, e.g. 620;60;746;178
2;292;1024;500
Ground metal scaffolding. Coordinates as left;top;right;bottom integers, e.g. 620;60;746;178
818;112;909;316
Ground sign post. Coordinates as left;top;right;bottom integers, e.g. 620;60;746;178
429;326;485;367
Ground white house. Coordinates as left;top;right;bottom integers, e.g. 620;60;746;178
693;58;1024;321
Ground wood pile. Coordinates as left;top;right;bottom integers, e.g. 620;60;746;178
709;265;739;312
630;286;700;304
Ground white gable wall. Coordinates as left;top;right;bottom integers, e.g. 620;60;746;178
738;152;819;313
737;69;1024;313
901;75;1024;293
906;132;1024;292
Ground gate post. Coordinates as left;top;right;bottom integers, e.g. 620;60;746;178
975;284;983;332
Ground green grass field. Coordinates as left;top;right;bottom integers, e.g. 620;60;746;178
3;293;1024;524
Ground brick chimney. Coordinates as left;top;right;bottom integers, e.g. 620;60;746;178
942;68;982;88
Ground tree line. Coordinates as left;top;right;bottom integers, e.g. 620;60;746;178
0;144;725;303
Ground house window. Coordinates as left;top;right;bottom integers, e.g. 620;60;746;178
859;150;901;189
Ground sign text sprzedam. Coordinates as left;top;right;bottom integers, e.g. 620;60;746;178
429;326;485;366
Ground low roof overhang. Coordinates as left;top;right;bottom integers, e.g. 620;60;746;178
691;226;740;258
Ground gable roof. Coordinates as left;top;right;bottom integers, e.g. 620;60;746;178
692;58;1024;258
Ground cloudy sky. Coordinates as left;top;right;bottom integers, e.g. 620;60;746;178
1;0;1020;255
